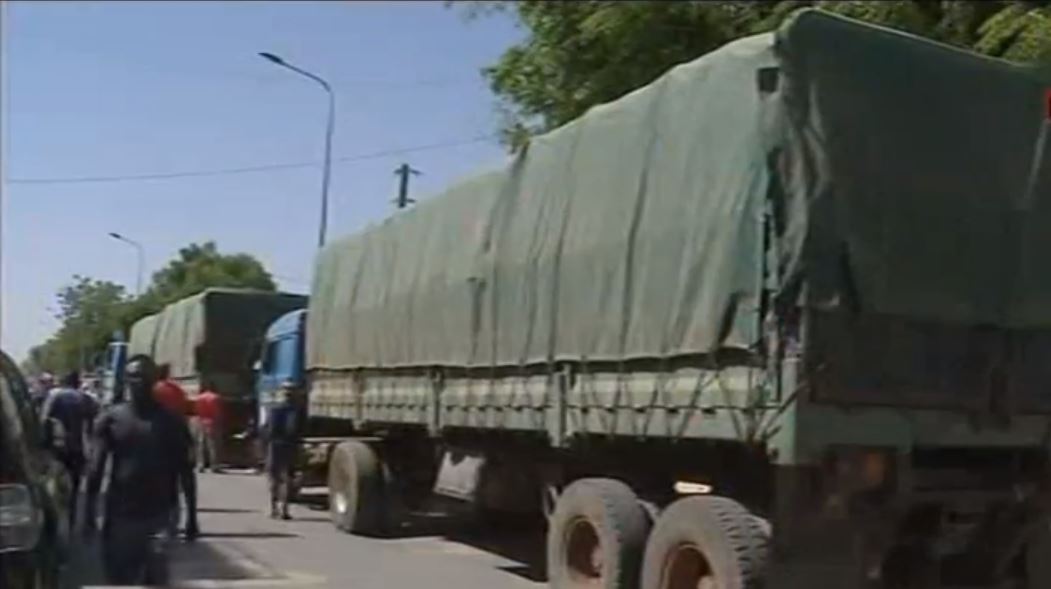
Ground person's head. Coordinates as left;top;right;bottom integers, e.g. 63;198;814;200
40;373;54;388
157;364;171;381
62;371;80;390
125;354;160;406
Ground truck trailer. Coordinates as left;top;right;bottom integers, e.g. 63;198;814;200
256;10;1051;589
129;287;307;466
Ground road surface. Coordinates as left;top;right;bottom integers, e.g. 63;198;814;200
72;470;547;588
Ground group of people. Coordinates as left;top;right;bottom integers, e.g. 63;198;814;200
37;358;223;584
36;357;305;585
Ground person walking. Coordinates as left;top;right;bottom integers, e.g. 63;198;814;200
82;355;199;585
262;380;303;520
152;363;196;538
32;372;55;413
193;382;223;473
40;370;98;530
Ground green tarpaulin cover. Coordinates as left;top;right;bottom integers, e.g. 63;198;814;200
307;10;1050;372
129;288;307;380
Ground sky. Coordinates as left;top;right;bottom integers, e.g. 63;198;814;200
0;0;521;361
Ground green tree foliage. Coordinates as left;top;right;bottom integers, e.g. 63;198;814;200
24;277;129;376
145;241;275;305
25;242;276;375
463;1;1051;148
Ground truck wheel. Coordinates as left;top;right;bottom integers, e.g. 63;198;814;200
547;478;651;589
640;496;768;589
328;440;386;536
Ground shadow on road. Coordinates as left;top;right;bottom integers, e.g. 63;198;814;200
199;507;257;514
446;523;547;583
68;535;273;586
298;492;548;583
200;531;299;540
171;540;272;581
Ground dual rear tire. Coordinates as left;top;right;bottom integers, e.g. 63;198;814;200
546;479;769;589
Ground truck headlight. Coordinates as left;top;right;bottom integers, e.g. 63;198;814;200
0;484;44;553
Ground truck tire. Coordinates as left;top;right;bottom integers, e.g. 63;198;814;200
640;496;768;589
547;478;651;589
328;440;386;536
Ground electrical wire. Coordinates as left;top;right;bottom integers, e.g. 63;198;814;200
4;135;497;186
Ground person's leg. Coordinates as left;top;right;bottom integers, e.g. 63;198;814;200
266;445;280;518
168;494;181;539
279;461;292;519
194;419;207;473
63;454;84;530
143;516;173;585
103;517;151;584
206;424;219;472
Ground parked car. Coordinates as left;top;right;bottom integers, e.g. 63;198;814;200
0;350;72;588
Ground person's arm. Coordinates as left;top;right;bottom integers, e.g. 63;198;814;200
178;419;199;540
82;411;111;536
39;391;57;449
83;396;99;439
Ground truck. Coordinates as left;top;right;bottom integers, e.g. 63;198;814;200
129;287;307;466
99;335;128;405
254;10;1051;589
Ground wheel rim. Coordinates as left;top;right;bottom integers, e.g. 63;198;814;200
565;517;604;587
662;543;717;589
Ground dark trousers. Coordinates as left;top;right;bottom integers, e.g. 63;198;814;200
267;443;296;513
194;419;220;471
102;514;171;585
57;452;85;530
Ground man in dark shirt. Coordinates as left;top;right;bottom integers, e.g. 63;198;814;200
263;380;303;520
41;370;98;529
83;354;199;585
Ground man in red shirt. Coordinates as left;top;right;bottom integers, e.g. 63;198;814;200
194;383;223;473
153;364;192;418
152;363;195;538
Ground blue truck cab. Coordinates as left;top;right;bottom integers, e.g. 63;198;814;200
255;309;307;427
101;339;128;405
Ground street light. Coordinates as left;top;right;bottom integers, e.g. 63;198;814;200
108;232;144;296
259;51;335;249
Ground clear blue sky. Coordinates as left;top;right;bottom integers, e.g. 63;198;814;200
0;1;520;361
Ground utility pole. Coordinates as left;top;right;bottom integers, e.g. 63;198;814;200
393;163;421;209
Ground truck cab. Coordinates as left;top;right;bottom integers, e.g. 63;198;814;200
101;339;127;405
255;309;307;428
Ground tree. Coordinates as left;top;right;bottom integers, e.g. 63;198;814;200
146;241;276;305
462;1;1051;149
26;277;129;375
25;242;278;375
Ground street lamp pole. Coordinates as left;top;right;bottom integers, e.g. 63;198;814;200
259;52;334;249
108;232;144;295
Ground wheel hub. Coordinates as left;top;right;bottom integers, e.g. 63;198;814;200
566;517;603;588
333;490;348;515
663;543;716;589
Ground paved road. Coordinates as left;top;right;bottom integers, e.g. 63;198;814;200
73;471;547;589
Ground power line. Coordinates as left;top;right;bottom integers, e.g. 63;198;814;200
4;135;496;186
